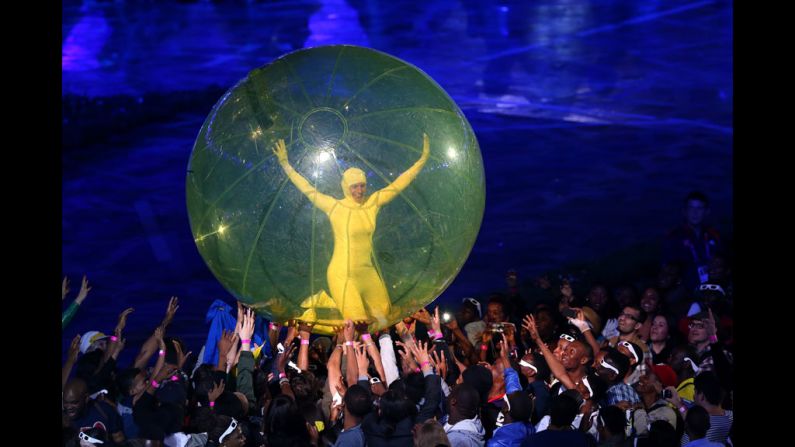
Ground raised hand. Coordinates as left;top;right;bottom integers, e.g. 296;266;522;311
410;340;432;372
277;343;297;373
353;320;370;336
343;319;356;343
430;306;443;335
421;133;430;157
173;339;192;370
161;296;179;328
431;349;447;379
273;139;289;163
68;333;81;363
522;314;541;342
208;379;225;403
62;276;70;300
75;275;92;304
354;343;370;375
240;308;256;344
114;307;135;336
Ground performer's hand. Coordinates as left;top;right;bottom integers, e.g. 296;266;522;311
273;139;289;163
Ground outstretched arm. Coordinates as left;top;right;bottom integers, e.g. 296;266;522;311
369;133;430;206
273;139;336;213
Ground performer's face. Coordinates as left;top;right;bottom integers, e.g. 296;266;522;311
350;182;366;203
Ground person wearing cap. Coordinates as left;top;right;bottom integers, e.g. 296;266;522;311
633;369;680;437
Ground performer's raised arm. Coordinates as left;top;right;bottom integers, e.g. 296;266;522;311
273;139;336;213
368;133;430;207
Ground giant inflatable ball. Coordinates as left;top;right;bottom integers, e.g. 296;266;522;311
187;45;485;334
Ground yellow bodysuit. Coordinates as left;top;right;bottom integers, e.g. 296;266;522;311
275;136;429;327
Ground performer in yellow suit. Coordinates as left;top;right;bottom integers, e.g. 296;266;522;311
273;134;430;327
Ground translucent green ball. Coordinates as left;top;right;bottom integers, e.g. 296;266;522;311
187;45;485;334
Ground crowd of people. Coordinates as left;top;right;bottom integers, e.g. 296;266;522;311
62;191;733;447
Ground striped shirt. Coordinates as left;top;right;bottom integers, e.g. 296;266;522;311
680;410;733;446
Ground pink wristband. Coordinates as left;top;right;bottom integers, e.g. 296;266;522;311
279;372;286;379
301;339;310;345
421;361;431;368
269;323;277;330
151;380;159;388
110;335;119;342
344;341;354;346
414;367;421;373
427;330;436;337
170;375;179;382
480;344;488;351
361;333;372;341
241;339;252;344
158;349;166;357
209;401;215;408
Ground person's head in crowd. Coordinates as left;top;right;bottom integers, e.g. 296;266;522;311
377;389;416;435
214;391;245;420
647;420;678;447
533;305;558;341
635;368;664;400
76;426;108;446
63;378;89;422
614;285;638;309
694;372;724;409
553;332;576;361
519;350;550;383
548;393;579;429
207;415;246;447
640;287;663;315
291;371;322;406
667;345;700;383
595;348;630;385
413;419;451;447
561;339;593;374
649;364;679;389
650;314;675;347
697;284;729;316
585;283;610;312
458;297;482;326
462;364;493;406
79;331;109;355
497;391;533;427
264;395;312;446
617;305;645;337
74;350;104;384
344;384;373;421
486;295;507;324
616;340;643;369
707;254;731;285
657;262;683;291
597;405;627;442
117;367;147;399
687;312;710;350
447;383;481;424
683;191;710;228
684;405;712;441
585;373;608;403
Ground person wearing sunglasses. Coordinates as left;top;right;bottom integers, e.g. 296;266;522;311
206;416;246;447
